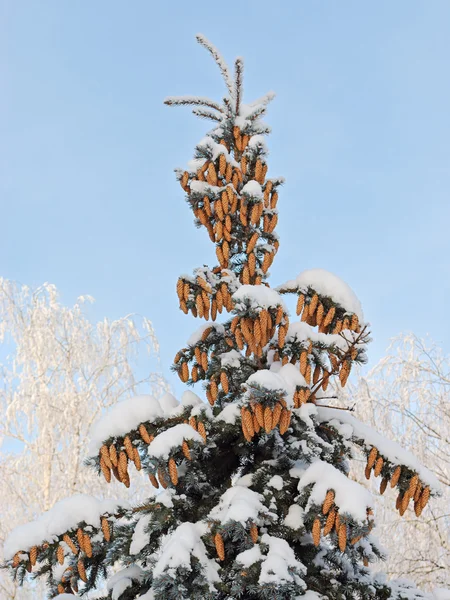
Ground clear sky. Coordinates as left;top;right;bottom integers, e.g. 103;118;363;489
2;1;450;394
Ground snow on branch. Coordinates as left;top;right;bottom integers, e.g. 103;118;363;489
196;34;234;99
107;565;145;599
88;394;167;454
278;268;364;322
232;284;286;312
152;522;220;589
236;534;307;588
317;406;441;492
3;494;126;560
208;486;272;526
297;460;373;523
148;424;204;460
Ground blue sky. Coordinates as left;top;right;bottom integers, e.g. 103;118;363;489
2;1;450;394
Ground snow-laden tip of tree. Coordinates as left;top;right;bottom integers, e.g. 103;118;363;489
165;33;275;124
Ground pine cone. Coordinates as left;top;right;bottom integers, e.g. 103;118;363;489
214;533;225;561
149;473;159;488
373;456;384;477
400;491;411;515
414;481;422;503
339;360;351;387
322;490;335;515
253;414;261;434
83;533;92;558
139;424;152;445
247;232;259;254
322;371;330;391
182;440;191;460
100;444;113;469
189;416;197;430
262;252;271;273
210;380;218;402
77;558;87;583
414;500;423;517
220;371;230;394
180;361;189;382
77;528;85;551
419;486;430;509
249;523;258;543
316;302;324;325
304;362;311;385
334;512;341;533
380;477;389;495
201;351;208;371
338;523;347;552
313;364;321;385
132;447;142;471
63;534;78;555
101;517;111;542
408;474;419;498
272;403;282;428
219;154;226;175
323;508;336;536
279;409;291;435
312;517;321;547
254;403;264;427
29;546;37;567
309;294;319;315
323;306;336;328
168;458;178;485
390;465;402;488
248;253;256;277
118;451;128;481
158;468;168;489
123;436;134;460
300;351;308;376
197;421;207;441
263;406;273;433
243;409;255;437
332;320;343;334
100;457;111;483
367;447;378;470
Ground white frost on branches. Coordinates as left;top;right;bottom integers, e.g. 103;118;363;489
0;278;166;599
342;333;450;589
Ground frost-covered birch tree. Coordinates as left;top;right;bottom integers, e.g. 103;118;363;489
343;333;450;589
0;279;166;599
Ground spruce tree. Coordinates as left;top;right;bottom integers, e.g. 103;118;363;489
3;35;442;600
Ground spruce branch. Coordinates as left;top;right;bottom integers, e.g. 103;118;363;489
195;34;234;99
234;57;244;116
164;96;223;113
